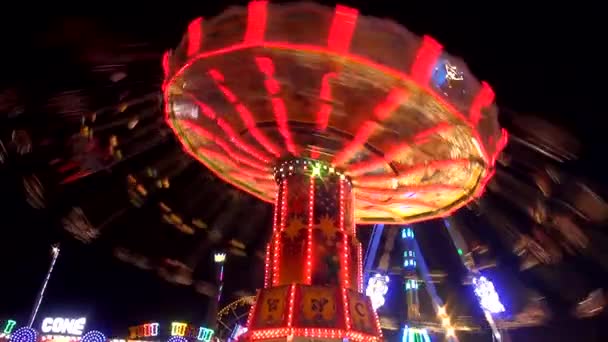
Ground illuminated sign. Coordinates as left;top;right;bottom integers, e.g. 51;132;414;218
2;320;16;334
170;323;187;337
128;323;159;339
128;322;212;341
41;318;87;336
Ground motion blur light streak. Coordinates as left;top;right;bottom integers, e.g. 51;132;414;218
365;274;389;310
473;276;505;314
402;326;431;342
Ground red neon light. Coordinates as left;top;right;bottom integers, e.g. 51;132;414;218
332;121;376;166
207;69;281;157
333;89;408;165
272;180;287;286
244;0;268;44
287;284;296;328
167;40;498;163
187;17;203;57
164;23;506;224
181;121;268;171
272;185;280;236
357;242;363;291
249;327;380;341
411;35;443;85
162;51;170;78
371;303;384;339
281;180;288;234
271;234;280;286
263;243;271;288
470;81;495;126
268;182;280;288
490;128;508;166
185;92;272;163
207;69;224;82
216;118;271;163
246;292;259;328
166;99;270;203
339;179;346;233
339;179;350;289
255;57;298;155
316;72;337;130
342;287;352;330
327;5;359;52
373;89;409;120
305;176;315;284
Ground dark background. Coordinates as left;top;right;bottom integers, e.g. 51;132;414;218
0;1;605;339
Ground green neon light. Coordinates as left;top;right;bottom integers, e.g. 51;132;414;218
197;327;214;342
311;163;322;178
457;248;463;256
3;320;16;334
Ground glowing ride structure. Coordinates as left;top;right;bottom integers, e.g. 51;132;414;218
163;1;506;341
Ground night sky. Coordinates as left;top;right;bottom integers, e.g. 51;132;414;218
0;2;605;339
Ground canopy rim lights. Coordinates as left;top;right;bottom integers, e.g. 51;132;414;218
163;1;506;224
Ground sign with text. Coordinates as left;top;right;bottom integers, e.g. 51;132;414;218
41;317;87;336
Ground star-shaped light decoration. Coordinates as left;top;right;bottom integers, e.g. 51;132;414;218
285;217;307;239
317;215;338;240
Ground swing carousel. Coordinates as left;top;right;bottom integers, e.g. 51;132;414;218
162;1;506;341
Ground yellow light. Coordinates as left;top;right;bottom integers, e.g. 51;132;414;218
437;306;447;316
214;252;227;263
446;327;456;337
442;317;450;326
311;164;322;177
170;322;187;336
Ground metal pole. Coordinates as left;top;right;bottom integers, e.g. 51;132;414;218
28;244;60;327
363;224;384;279
211;252;226;333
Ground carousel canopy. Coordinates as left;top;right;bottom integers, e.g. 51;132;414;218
164;1;507;224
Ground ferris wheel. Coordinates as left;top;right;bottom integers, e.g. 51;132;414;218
216;296;255;341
